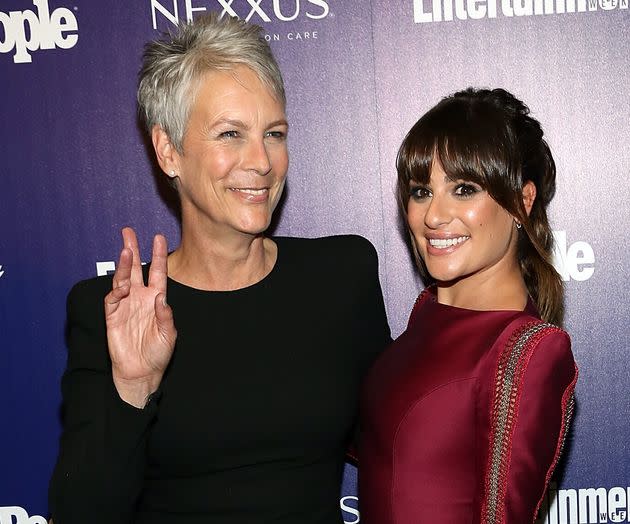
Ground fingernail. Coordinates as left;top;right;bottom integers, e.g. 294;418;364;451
162;296;167;307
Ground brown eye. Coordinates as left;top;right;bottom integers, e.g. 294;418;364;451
410;185;431;200
454;184;479;197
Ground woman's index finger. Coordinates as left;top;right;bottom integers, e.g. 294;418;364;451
148;234;168;293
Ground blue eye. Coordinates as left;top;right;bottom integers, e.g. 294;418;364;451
410;185;431;200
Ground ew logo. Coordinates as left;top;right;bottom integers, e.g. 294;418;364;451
0;507;46;524
0;0;79;64
552;230;594;282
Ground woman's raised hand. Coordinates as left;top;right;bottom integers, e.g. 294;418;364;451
104;227;177;408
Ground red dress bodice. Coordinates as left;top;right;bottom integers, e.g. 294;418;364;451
358;288;577;524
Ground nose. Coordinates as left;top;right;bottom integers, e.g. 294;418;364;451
423;192;451;229
244;137;272;176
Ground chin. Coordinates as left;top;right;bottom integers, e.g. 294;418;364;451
235;215;273;235
425;264;465;284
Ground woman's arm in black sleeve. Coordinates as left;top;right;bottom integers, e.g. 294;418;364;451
49;279;158;524
359;236;392;366
347;235;392;462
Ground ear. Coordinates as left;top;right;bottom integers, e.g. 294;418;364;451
521;180;537;216
151;125;180;180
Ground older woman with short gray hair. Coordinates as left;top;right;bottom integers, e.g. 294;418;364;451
49;13;390;524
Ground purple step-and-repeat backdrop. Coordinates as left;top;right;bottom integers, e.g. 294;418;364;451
1;1;628;522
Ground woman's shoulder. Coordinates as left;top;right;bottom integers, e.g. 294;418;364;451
496;314;575;378
274;235;380;284
68;274;113;300
65;274;116;322
275;234;377;257
68;264;153;303
275;234;378;268
504;313;570;347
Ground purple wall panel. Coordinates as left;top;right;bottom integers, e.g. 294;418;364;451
269;6;386;251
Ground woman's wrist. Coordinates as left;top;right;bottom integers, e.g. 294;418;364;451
112;374;162;409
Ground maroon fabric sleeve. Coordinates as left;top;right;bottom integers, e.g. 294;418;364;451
483;327;578;524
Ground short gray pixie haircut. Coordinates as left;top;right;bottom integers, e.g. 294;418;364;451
138;13;286;152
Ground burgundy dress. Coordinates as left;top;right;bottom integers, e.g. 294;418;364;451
359;287;578;524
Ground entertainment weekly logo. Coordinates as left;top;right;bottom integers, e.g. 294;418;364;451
537;483;630;524
0;0;79;64
413;0;626;23
95;230;594;282
150;0;331;29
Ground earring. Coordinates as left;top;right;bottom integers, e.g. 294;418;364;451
168;170;176;178
514;219;522;229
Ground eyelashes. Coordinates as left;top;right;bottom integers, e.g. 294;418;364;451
217;130;287;140
409;182;482;201
453;183;480;198
410;185;431;200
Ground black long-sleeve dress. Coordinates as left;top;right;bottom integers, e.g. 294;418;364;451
49;235;391;524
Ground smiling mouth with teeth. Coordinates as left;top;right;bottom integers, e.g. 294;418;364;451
428;236;470;249
230;188;268;195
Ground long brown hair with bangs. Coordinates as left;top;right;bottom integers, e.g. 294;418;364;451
397;88;564;325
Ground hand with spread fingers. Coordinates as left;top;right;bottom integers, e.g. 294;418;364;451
104;227;177;408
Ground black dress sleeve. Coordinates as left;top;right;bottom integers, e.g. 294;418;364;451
48;279;158;524
358;236;392;370
344;235;391;461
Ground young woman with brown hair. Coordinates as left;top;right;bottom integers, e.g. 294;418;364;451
358;88;578;524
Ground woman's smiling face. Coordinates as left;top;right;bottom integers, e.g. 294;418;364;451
171;65;289;239
407;160;518;286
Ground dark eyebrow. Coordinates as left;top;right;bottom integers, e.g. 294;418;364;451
444;173;460;183
444;174;476;184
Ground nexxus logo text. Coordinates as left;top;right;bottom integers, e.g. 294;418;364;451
151;0;330;28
